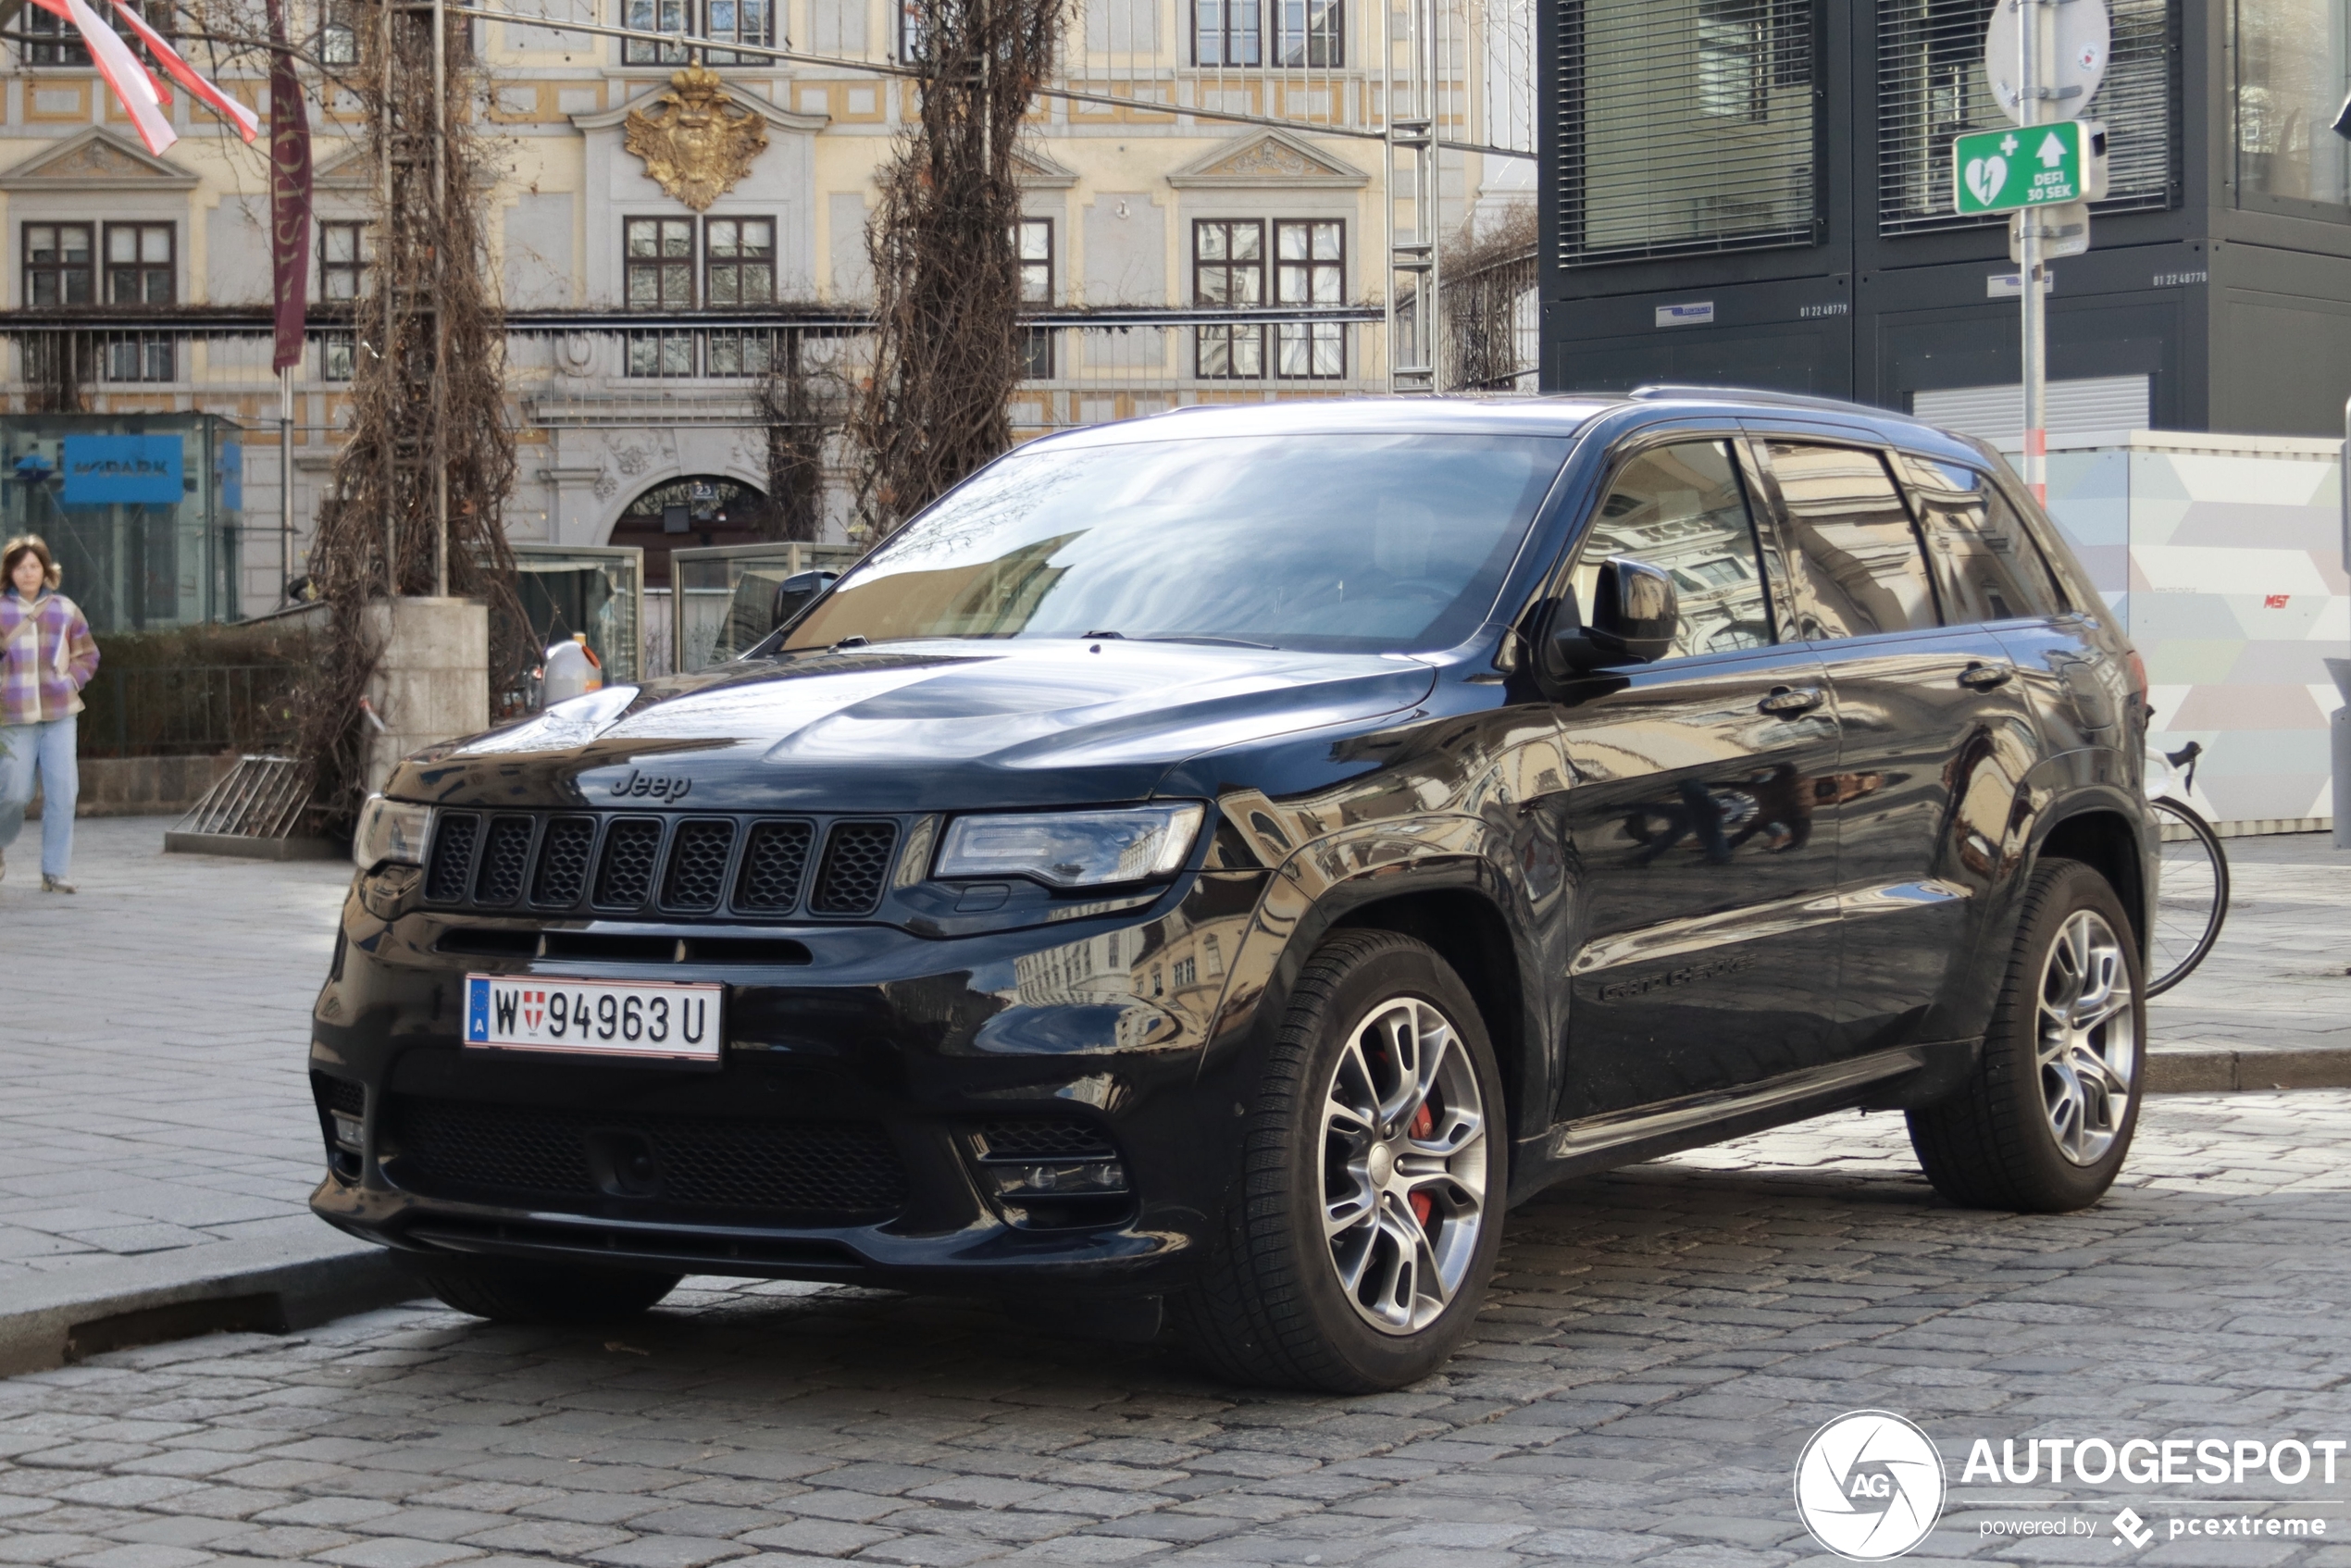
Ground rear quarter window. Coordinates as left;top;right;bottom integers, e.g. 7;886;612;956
1892;454;2068;623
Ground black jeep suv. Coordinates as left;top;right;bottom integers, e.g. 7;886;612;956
314;390;2151;1392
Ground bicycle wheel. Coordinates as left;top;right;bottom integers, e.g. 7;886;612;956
2146;796;2229;997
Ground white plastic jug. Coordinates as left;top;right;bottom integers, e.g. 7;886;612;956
542;633;603;706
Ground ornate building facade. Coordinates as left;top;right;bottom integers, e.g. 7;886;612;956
0;0;1527;636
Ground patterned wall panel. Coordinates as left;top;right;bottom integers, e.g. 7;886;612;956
2039;435;2350;831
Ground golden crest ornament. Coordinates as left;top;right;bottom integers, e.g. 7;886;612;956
624;67;768;210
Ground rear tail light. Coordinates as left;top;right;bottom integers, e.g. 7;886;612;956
2127;649;2150;717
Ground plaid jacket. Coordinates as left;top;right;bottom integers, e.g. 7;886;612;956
0;588;98;726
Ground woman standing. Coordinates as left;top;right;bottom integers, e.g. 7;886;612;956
0;536;98;892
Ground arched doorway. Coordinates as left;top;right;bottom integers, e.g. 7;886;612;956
608;475;775;588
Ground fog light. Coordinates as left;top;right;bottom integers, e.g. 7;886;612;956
331;1113;364;1153
982;1159;1128;1200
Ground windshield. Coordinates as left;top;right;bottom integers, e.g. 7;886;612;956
781;432;1572;654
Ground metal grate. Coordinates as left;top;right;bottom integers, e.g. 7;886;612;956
312;1072;365;1119
172;754;313;840
592;818;665;910
661;819;737;912
418;810;905;922
385;1096;910;1216
811;821;899;916
1876;0;2175;235
735;819;815;913
531;815;597;906
1557;0;1818;266
427;813;479;904
973;1118;1118;1161
474;815;535;906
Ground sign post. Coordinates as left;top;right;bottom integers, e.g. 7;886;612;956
2016;1;2047;504
1966;0;2110;505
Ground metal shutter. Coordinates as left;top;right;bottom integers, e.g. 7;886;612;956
1877;0;2176;236
1557;0;1820;266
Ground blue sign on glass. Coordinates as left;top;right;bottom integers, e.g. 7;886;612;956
219;442;243;512
59;435;183;506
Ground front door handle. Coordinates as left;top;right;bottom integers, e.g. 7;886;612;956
1959;662;2013;691
1759;685;1824;716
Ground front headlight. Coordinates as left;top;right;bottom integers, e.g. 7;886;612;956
353;794;434;873
934;803;1204;889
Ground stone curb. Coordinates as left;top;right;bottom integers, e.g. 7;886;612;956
0;1232;421;1378
2148;1049;2351;1094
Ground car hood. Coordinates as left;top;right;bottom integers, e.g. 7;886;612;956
388;639;1437;813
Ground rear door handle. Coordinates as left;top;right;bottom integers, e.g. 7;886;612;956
1959;663;2013;691
1759;685;1824;716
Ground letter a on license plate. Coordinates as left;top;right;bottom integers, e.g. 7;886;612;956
463;974;724;1066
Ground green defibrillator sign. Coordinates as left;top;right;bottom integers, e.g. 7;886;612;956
1951;121;2099;216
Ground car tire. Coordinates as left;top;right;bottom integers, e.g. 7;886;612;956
1176;929;1508;1392
1908;856;2144;1213
410;1256;682;1324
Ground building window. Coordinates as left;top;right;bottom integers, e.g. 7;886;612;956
104;333;175;382
627;330;697;377
625;217;697;309
1016;218;1052;304
703;217;775;306
321;331;357;382
1274;0;1340;66
1021;327;1055;380
1193;218;1263;379
106;223;174;305
899;0;927;59
23;0;167;66
706;330;774;376
2237;0;2349;216
1274;218;1343;378
319;221;370;302
624;0;774;63
1876;0;2172;235
1195;0;1261;65
23;223;94;307
1558;0;1818;264
319;0;359;64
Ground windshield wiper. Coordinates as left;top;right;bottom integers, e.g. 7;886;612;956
1136;634;1278;650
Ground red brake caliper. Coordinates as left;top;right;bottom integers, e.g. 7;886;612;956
1408;1102;1435;1227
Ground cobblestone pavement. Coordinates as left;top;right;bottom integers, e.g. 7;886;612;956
0;818;2345;1280
0;818;351;1280
6;1092;2351;1566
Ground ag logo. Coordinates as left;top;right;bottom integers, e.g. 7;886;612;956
1794;1411;1946;1561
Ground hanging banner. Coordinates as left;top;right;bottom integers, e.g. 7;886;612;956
266;0;313;372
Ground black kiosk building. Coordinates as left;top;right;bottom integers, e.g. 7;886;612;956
1537;0;2351;437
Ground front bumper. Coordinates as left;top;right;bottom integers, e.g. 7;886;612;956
308;866;1271;1292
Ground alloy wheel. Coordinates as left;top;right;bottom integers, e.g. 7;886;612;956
2035;909;2136;1165
1317;996;1488;1335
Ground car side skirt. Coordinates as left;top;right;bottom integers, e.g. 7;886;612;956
1508;1039;1978;1203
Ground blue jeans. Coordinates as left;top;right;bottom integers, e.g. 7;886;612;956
0;715;76;879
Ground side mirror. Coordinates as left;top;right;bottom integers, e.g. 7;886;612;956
771;569;840;632
1551;557;1679;673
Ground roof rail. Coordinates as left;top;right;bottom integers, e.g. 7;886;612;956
1625;384;1918;420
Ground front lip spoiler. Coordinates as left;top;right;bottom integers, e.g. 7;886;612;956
313;1181;1188;1284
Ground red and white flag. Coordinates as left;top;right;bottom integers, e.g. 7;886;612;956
28;0;266;156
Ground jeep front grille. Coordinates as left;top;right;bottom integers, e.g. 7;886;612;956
422;809;908;922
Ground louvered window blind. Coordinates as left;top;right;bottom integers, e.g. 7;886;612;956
1556;0;1819;266
1877;0;2175;235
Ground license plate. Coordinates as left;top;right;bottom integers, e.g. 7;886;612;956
463;975;723;1064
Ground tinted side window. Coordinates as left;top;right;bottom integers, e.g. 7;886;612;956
1765;442;1938;640
1893;454;2068;623
1572;440;1773;660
